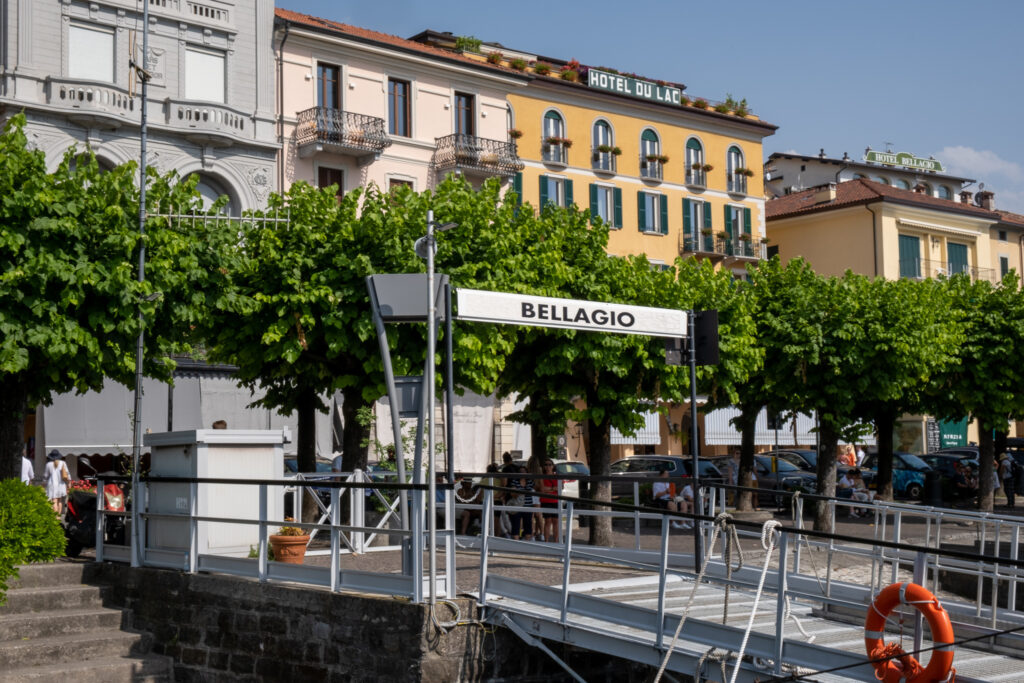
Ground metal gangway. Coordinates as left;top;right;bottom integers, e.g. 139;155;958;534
90;471;1024;681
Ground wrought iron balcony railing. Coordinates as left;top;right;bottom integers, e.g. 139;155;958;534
542;140;569;165
899;258;996;282
681;234;765;260
640;158;663;180
295;107;391;157
686;167;707;187
592;149;617;173
434;134;523;178
728;173;748;195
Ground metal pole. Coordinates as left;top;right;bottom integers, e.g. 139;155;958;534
688;312;702;570
130;0;151;569
426;209;437;607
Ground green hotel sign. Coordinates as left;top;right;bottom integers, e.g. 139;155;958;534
864;150;944;173
587;69;681;105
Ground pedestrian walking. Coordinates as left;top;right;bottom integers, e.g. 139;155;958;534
1000;453;1016;509
21;445;34;485
44;450;70;515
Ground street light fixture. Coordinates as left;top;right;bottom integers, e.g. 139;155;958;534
419;210;456;607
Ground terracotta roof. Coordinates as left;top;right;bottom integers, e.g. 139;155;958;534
274;8;528;79
995;210;1024;227
766;178;998;221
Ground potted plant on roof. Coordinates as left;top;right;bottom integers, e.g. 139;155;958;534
509;57;527;71
269;519;309;564
486;51;503;65
533;62;552;75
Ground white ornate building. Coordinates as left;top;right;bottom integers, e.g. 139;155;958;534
0;0;279;211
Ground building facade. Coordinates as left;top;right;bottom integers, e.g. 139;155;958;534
0;0;280;211
275;10;528;197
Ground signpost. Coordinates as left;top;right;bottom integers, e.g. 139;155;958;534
863;150;944;173
587;69;682;106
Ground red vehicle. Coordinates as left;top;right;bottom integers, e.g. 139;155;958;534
65;457;126;557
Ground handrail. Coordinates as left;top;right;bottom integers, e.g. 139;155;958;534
434;133;523;176
295;107;391;153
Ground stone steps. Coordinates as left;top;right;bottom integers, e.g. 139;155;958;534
0;562;173;682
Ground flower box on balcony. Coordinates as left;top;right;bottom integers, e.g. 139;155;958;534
508;129;523;139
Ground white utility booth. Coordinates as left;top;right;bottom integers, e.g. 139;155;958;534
144;429;288;559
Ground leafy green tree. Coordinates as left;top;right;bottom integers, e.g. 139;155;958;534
930;275;1024;511
0;115;225;479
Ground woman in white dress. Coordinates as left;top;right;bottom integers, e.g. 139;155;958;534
44;450;70;515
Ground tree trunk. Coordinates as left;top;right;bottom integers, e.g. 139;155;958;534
978;424;996;512
0;379;29;480
586;416;612;547
735;405;758;512
340;387;369;472
296;388;317;473
530;422;547;466
874;411;895;501
814;422;840;531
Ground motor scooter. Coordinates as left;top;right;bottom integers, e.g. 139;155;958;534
65;456;127;557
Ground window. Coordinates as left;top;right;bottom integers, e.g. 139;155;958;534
727;146;746;193
999;230;1008;242
640;129;661;179
853;173;867;180
389;178;414;193
686;138;705;185
724;204;753;255
317;63;340;109
543;111;567;164
592;120;614;171
899;234;921;278
589;184;621;228
894;178;910;190
870;175;888;185
638;191;667;234
1001;256;1010;278
69;25;114;83
455;92;474;136
185;47;226;103
937;185;953;200
539;175;572;208
195;174;235;215
683;198;712;250
947;242;968;276
317;166;344;202
388;79;411;136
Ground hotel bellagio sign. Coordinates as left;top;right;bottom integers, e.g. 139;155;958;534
864;150;945;173
587;68;682;106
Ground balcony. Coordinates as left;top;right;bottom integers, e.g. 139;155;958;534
165;99;251;145
434;134;523;178
542;140;569;166
681;234;765;261
640;158;663;181
727;238;766;260
685;166;707;187
295;107;390;161
899;258;995;282
44;77;137;128
592;149;617;173
728;173;748;195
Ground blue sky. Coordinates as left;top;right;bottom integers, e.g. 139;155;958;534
280;0;1024;213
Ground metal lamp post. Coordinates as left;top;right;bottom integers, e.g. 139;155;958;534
416;210;456;606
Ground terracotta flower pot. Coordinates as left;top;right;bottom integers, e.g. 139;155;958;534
269;534;309;564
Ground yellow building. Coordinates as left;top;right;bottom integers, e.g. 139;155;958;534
410;33;777;275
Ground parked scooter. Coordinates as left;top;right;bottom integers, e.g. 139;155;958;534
65;456;126;557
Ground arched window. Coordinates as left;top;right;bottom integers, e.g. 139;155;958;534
894;178;910;190
195;174;237;215
870;175;888;185
542;110;567;164
727;145;746;193
640;128;661;179
686;138;705;185
853;173;867;180
592;119;614;172
937;185;952;200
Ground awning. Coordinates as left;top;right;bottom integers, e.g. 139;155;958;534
611;410;662;445
703;407;875;446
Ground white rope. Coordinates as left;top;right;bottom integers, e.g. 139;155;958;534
653;513;736;683
695;647;730;682
729;520;782;683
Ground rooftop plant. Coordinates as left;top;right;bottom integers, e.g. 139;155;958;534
454;35;482;53
486;51;502;64
533;62;552;75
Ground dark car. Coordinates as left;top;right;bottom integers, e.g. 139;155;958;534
609;455;724;500
920;454;980;501
707;454;817;507
860;452;931;499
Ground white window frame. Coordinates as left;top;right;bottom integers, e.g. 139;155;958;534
185;46;227;103
546;176;566;208
641;191;662;233
594;184;614;224
727;146;746;193
68;23;115;84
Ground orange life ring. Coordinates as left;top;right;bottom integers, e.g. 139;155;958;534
863;582;955;682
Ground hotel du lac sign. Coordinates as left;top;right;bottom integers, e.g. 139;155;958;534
587;68;682;106
455;289;688;339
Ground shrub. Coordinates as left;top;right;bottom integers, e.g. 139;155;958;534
534;62;552;75
693;99;709;109
714;102;731;114
0;480;65;604
509;57;527;71
454;36;482;53
560;69;579;82
486;51;502;65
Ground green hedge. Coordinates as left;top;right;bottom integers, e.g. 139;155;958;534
0;479;66;604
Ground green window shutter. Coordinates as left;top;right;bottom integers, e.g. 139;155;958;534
898;234;920;278
704;201;713;229
659;194;668;234
513;172;523;207
724;205;734;239
539;174;548;207
613;187;623;228
565;179;573;207
743;207;752;235
637;191;646;232
682;198;692;237
589;183;598;223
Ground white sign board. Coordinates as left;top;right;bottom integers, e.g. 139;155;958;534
455;289;687;338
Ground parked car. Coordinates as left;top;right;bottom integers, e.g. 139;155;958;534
920;454;980;503
710;454;817;507
555;460;589;499
860;452;931;499
609;455;724;501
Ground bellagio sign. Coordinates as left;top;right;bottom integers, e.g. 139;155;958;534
455;289;687;339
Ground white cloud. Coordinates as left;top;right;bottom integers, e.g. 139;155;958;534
935;146;1024;214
